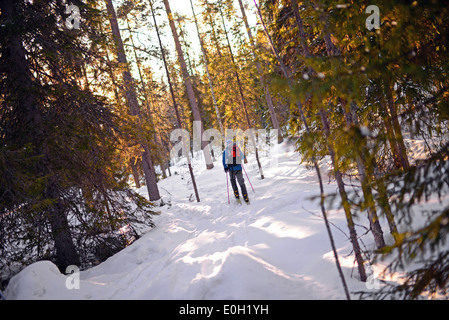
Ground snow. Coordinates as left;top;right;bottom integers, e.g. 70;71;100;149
3;142;407;299
360;126;371;137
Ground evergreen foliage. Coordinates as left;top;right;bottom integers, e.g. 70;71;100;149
1;0;448;299
0;0;155;279
259;0;449;298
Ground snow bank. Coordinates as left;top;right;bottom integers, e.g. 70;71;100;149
5;142;389;299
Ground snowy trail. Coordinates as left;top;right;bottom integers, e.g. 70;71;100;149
5;143;374;299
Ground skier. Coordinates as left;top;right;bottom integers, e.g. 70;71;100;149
223;140;249;203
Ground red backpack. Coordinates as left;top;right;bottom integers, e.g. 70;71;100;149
232;144;241;165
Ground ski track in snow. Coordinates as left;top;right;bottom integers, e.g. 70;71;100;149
5;143;385;300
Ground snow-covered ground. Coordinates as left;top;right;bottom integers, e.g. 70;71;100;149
3;142;407;299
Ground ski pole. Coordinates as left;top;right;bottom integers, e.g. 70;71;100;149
242;164;255;192
226;171;230;204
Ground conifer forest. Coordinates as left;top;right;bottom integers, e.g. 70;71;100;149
1;0;449;301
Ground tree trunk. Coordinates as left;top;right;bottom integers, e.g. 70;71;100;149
190;0;224;135
290;0;367;278
384;80;410;169
218;1;264;179
238;0;282;143
339;100;386;249
348;102;399;239
291;0;311;58
105;0;160;201
1;0;80;271
130;157;141;188
163;0;214;170
379;99;405;169
320;109;367;281
352;101;398;241
254;0;351;298
316;11;386;249
253;0;306;120
296;10;370;265
200;0;224;59
126;17;171;181
150;0;200;202
45;175;81;271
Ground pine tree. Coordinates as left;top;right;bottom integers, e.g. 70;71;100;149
278;0;449;298
162;0;214;170
0;0;155;274
217;0;265;179
238;0;283;143
148;0;201;202
190;0;224;136
253;0;351;299
105;0;161;201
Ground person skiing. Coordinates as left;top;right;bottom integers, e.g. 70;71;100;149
223;139;249;203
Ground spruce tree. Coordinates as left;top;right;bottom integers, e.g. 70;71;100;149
0;0;155;275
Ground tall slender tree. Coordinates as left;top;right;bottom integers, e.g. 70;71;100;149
253;0;351;298
149;0;201;202
237;0;282;143
0;0;156;273
190;0;224;135
105;0;161;201
162;0;214;170
218;0;264;180
291;0;386;251
123;12;170;180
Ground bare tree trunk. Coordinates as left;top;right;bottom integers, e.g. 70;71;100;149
376;175;399;237
254;0;351;299
218;1;264;179
130;157;141;188
291;0;311;58
339;100;386;249
347;102;399;239
126;18;173;182
253;1;304;117
105;0;160;201
150;0;200;202
238;0;282;143
290;0;367;278
379;99;405;169
163;0;214;170
320;109;367;282
103;23;144;189
190;0;224;135
384;80;410;169
315;8;386;249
